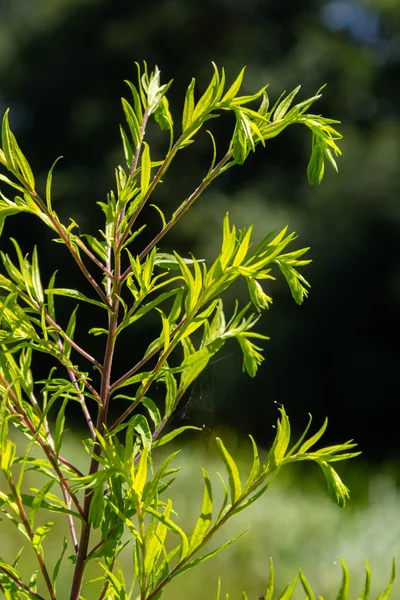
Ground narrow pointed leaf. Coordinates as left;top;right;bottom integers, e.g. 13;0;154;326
189;468;213;551
359;560;371;600
141;141;151;196
182;78;196;132
216;438;242;503
273;86;301;121
44;288;108;309
298;418;328;454
221;67;246;104
144;505;189;561
377;559;396;600
264;557;274;600
336;558;350;600
174;529;247;576
299;570;315;600
1;109;17;171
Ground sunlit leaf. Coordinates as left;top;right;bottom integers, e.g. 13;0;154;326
216;438;242;503
189;468;213;551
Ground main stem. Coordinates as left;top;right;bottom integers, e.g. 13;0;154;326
70;105;151;599
69;253;121;600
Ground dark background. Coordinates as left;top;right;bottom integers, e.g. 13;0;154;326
1;0;399;461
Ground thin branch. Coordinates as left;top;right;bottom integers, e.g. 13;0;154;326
30;189;111;308
53;335;96;440
74;236;113;276
0;565;46;600
121;151;233;282
98;553;117;600
44;310;102;370
118;133;182;251
0;373;84;517
57;455;84;478
28;392;80;551
109;345;159;393
8;478;57;600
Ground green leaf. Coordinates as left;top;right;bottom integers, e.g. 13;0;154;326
155;253;204;271
299;569;315;600
236;332;266;378
32;521;54;551
307;134;325;184
189;468;213;551
13;140;35;189
216;438;242;504
154;95;174;132
152;426;201;449
124;288;180;329
144;505;189;561
52;537;68;589
214;578;221;600
44;287;108;310
0;173;25;193
221;67;246;104
318;462;350;508
174;529;247;577
264;557;274;600
182;78;196;132
159;310;170;354
377;559;396;600
298;418;328;454
336;558;350;600
62;305;78;360
141;142;151;196
264;407;291;471
143;450;180;505
276;575;299;599
141;397;161;428
1;109;17;171
179;338;225;385
275;260;310;305
81;234;108;262
125;78;143;123
243;435;260;492
28;480;54;527
273;86;301;121
121;97;141;148
88;484;105;529
192;63;220;121
145;501;172;576
120;125;134;167
54;398;68;454
0;439;16;473
31;246;44;304
133;446;148;501
359;560;371;600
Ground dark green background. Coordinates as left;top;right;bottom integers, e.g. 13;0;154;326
1;0;399;459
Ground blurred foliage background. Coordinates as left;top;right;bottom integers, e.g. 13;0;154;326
1;0;400;596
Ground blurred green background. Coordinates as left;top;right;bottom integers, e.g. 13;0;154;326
1;0;400;597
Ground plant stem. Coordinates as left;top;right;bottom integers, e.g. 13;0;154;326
0;566;46;600
30;189;111;307
121;151;233;282
53;334;96;440
9;479;57;600
69;210;123;600
44;309;102;370
1;372;84;516
28;392;80;552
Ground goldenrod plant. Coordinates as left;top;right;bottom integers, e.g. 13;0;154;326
0;63;387;599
